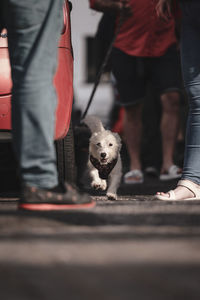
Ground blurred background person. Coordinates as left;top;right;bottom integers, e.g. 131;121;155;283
90;0;183;184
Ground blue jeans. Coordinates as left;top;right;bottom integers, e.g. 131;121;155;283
5;0;64;188
181;1;200;184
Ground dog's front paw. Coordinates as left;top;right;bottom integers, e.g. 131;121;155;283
100;180;107;190
107;192;117;200
91;180;107;191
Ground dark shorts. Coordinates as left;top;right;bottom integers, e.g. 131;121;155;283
111;45;183;106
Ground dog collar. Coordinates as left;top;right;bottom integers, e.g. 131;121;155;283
90;155;118;179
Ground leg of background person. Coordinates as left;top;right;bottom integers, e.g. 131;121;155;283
6;0;64;189
160;91;180;172
150;44;183;180
111;48;145;182
141;84;162;175
123;104;143;171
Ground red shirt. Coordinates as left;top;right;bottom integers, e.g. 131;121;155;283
90;0;178;57
90;0;95;7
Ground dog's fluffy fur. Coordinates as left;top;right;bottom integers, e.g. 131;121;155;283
83;115;122;200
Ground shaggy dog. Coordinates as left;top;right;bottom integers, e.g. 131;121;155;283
83;115;122;200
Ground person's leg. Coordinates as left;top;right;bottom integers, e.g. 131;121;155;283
6;0;63;189
142;84;162;173
150;45;182;179
157;2;200;200
5;1;95;210
111;48;146;183
160;91;180;171
123;104;143;171
181;8;200;185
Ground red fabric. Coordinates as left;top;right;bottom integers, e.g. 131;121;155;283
90;0;95;9
172;0;181;19
90;0;178;57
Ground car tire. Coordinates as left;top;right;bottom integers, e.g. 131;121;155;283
55;121;77;185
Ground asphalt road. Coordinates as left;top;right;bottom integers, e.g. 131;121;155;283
1;179;200;300
0;142;200;299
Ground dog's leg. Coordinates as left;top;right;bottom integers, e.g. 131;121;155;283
90;168;107;191
107;173;121;200
106;161;122;200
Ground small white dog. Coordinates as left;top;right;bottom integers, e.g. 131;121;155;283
83;115;122;200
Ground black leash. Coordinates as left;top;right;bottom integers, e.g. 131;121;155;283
81;12;124;120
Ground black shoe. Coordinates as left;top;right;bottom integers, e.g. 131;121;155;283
19;182;95;211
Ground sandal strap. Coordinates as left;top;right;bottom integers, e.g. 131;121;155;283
168;190;176;200
125;169;143;178
177;180;200;197
169;165;181;174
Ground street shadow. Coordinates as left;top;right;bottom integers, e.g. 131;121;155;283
0;262;200;300
1;198;200;229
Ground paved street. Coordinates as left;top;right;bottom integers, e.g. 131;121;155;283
0;140;199;300
0;175;200;300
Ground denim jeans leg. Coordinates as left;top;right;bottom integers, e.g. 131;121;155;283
180;2;200;185
6;0;64;188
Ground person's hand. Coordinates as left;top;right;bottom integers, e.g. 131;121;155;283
92;0;133;19
156;0;172;22
120;0;133;19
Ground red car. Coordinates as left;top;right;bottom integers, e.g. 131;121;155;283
0;0;75;184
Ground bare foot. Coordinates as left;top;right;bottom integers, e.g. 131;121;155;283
156;185;194;200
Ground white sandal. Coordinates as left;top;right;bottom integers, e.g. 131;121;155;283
124;169;144;184
159;165;182;181
155;179;200;201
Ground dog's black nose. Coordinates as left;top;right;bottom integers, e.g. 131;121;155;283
101;152;106;158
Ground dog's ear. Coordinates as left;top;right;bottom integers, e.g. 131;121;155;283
90;132;98;143
113;132;122;149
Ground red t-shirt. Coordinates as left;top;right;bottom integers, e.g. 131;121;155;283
90;0;178;57
90;0;95;7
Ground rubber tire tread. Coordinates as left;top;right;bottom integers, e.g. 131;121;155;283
55;121;77;184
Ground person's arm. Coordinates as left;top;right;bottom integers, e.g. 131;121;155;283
89;0;132;18
156;0;172;21
90;0;123;13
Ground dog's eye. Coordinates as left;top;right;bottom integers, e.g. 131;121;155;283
97;143;101;147
109;143;113;147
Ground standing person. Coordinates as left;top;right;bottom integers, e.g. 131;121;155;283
90;0;182;184
156;0;200;200
0;0;95;210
